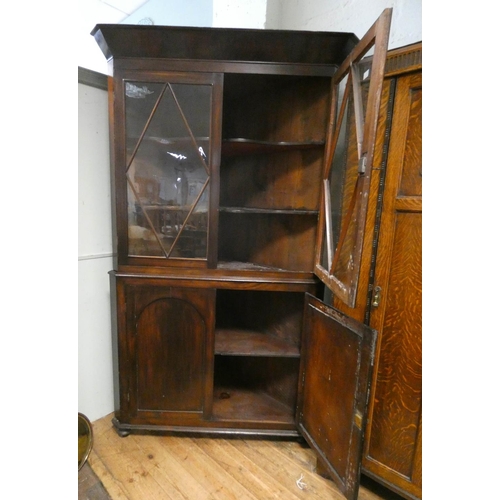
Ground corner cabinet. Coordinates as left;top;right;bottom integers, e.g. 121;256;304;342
93;10;393;500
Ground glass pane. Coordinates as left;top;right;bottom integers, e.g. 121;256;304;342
125;81;211;259
319;72;352;276
318;52;376;305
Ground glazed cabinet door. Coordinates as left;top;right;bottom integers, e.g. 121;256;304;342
315;9;392;307
112;69;223;269
112;275;215;431
296;294;377;500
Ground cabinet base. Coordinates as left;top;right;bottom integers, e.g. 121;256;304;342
111;416;300;439
361;468;421;500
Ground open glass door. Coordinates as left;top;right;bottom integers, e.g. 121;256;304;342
315;9;392;307
298;10;392;500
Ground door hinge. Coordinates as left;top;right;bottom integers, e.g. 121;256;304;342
358;154;367;174
371;286;382;308
354;409;363;430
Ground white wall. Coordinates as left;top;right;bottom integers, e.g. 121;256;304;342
78;0;131;76
213;0;267;28
123;0;213;26
266;0;421;49
78;81;115;422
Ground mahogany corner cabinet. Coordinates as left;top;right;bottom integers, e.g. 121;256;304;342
92;9;398;500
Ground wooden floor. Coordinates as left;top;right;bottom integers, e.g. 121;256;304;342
82;413;403;500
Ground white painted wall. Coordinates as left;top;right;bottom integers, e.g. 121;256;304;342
265;0;421;49
213;0;267;28
123;0;213;27
78;82;115;421
78;0;130;76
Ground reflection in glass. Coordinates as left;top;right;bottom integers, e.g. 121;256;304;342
125;82;211;259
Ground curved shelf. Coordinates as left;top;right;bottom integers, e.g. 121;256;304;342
219;206;318;215
212;386;296;424
215;328;300;357
221;138;325;156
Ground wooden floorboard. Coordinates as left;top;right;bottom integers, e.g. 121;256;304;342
81;413;404;500
79;462;112;500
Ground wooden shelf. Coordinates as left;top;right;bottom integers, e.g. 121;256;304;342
219;206;318;215
221;138;324;156
217;261;293;273
212;386;295;424
131;136;210;146
141;204;208;212
215;328;300;357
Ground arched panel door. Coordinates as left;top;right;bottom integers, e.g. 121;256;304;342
136;297;206;412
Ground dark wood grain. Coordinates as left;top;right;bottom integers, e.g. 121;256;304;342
213;355;300;425
222;74;330;143
218;211;318;272
215;289;305;347
136;297;205;411
215;329;300;357
219;149;323;212
91;24;358;65
297;295;377;500
114;279;216;426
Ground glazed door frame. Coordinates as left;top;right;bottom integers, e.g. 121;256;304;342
111;66;223;270
314;8;392;307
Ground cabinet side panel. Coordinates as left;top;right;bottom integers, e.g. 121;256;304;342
398;85;422;198
366;212;422;477
363;68;422;498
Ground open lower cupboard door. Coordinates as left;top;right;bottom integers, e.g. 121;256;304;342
301;10;392;500
315;8;392;308
298;295;377;500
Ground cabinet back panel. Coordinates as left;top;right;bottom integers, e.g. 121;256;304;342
216;289;304;347
218;212;317;272
220;149;322;211
214;356;299;410
222;75;330;142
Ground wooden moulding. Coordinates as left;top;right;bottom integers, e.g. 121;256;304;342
91;24;359;66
